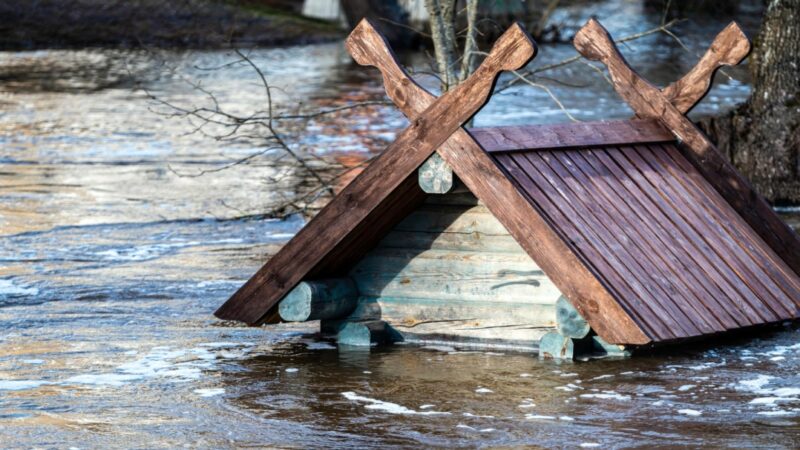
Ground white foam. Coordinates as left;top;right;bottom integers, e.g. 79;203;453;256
520;373;532;378
559;416;575;421
749;397;798;405
0;379;47;391
419;404;436;409
0;279;38;296
580;392;631;401
580;443;601;448
194;388;225;397
475;387;493;394
285;368;299;373
756;410;793;416
525;414;556;420
677;384;696;392
305;341;336;350
677;409;702;416
463;412;494;418
590;374;614;381
21;359;45;365
342;392;450;415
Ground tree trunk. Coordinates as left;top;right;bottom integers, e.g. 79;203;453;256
699;0;800;202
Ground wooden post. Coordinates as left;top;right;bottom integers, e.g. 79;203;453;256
538;331;574;360
555;295;591;339
418;152;455;194
278;278;359;322
592;336;631;357
336;320;400;346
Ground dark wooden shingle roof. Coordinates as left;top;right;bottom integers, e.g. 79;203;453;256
493;142;800;342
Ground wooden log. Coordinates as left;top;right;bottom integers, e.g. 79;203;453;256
592;335;631;357
378;230;524;254
538;331;574;360
337;320;400;346
393;204;509;235
350;248;561;304
418;152;455;194
278;278;359;322
423;191;480;206
215;20;536;325
555;295;591;339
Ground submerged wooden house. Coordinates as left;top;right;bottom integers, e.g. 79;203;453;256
216;19;800;359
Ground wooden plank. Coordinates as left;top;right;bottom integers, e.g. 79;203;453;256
471;119;674;153
496;152;669;341
659;144;800;309
379;230;524;254
215;20;536;324
639;145;800;314
549;150;728;333
521;151;698;338
574;18;800;288
350;248;561;304
604;147;779;323
564;149;744;329
587;148;766;325
347;20;649;345
393;204;511;235
626;145;795;319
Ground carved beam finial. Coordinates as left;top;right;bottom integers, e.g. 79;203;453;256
663;22;751;114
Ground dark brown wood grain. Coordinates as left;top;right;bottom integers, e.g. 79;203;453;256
471;119;673;152
573;18;800;287
215;20;536;325
662;22;751;115
346;19;651;345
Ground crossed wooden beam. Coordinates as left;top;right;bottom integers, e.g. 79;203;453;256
216;21;536;326
216;18;800;343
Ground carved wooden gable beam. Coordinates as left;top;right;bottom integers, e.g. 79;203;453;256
215;21;536;326
346;20;651;345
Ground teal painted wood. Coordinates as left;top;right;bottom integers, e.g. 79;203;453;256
592;335;631;357
350;248;560;303
337;320;400;347
418;153;454;194
539;331;574;359
340;189;564;348
343;295;556;324
379;230;524;253
393;205;510;235
555;296;591;339
278;278;358;322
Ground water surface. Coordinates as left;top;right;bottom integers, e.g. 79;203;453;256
2;1;799;447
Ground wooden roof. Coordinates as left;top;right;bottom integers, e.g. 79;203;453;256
215;19;800;346
493;141;800;341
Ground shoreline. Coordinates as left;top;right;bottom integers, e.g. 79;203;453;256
0;0;344;51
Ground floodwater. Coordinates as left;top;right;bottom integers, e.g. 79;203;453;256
2;1;799;448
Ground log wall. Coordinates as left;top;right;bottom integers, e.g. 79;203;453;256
346;191;561;349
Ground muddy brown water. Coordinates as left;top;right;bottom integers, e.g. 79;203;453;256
1;1;799;448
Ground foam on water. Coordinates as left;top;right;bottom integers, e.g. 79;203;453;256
342;392;450;416
0;279;39;297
